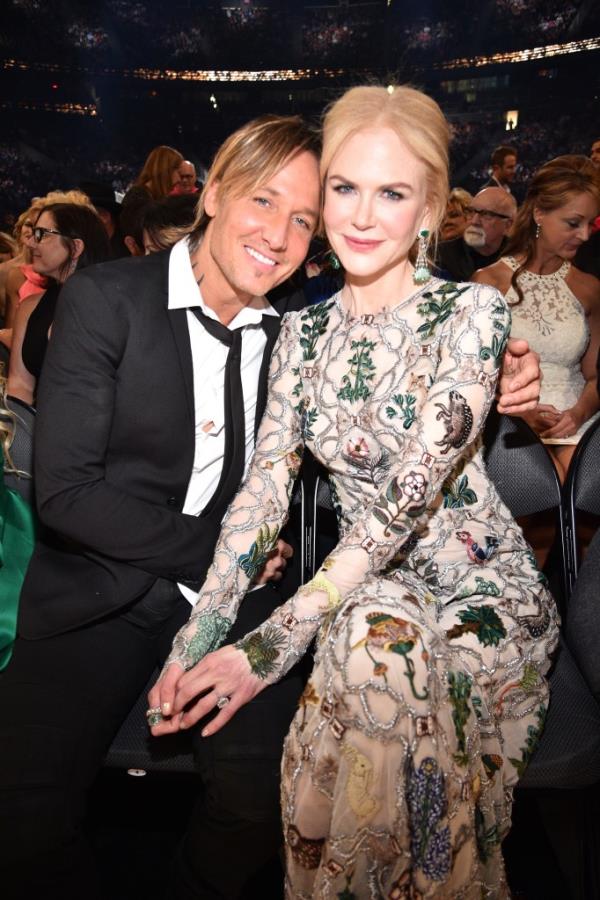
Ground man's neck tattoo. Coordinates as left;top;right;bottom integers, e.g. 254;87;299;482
191;260;204;287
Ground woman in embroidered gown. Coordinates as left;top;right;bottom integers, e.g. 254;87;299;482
474;155;600;481
151;86;559;898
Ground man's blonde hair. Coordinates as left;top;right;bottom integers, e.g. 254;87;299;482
189;115;320;242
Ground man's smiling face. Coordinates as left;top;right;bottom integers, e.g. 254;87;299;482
201;149;320;303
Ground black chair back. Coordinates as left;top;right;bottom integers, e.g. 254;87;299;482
483;409;569;604
563;416;600;593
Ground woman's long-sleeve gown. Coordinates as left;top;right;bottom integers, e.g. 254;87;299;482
167;280;559;899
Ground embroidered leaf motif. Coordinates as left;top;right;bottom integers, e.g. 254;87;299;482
447;670;472;765
442;473;478;508
480;302;510;363
292;300;334;398
475;804;500;863
238;524;279;579
386;392;417;429
300;405;318;440
237;624;286;679
509;704;547;777
416;282;469;339
337;338;377;403
187;611;232;665
446;605;507;647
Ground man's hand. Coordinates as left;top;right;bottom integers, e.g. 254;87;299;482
254;538;293;585
147;645;264;738
497;338;541;415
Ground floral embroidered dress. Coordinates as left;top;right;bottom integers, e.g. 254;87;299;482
167;280;559;899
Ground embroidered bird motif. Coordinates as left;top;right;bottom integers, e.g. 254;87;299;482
455;530;499;564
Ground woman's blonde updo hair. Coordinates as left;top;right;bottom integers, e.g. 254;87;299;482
320;85;451;235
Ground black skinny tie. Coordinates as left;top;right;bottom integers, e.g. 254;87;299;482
191;307;248;518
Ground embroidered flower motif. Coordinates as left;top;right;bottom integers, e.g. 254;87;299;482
402;472;426;505
345;437;369;460
406;756;451;881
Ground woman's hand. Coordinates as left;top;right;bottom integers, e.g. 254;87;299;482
520;403;561;435
147;644;265;738
540;406;584;440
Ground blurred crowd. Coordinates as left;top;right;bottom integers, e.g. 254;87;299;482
3;0;594;68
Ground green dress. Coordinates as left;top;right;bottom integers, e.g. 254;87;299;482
0;456;36;670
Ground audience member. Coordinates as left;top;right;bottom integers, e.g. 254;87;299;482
141;194;198;253
474;154;600;481
8;202;110;406
0;233;17;265
79;181;128;258
483;144;518;194
436;186;516;280
439;186;473;241
122;144;184;206
591;138;600;169
173;160;200;195
0;191;96;350
119;192;148;256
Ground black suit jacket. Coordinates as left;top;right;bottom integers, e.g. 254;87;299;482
19;248;304;638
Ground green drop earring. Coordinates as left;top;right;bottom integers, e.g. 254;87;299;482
413;229;431;285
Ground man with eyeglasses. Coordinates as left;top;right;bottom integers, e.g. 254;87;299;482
436;186;517;282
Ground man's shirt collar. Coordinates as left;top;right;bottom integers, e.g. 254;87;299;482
168;237;279;327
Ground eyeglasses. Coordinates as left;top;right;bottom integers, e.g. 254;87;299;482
465;206;512;222
31;226;68;243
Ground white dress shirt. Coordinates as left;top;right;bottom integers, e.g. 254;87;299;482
168;238;279;604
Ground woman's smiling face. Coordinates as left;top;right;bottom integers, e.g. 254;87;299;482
323;127;429;284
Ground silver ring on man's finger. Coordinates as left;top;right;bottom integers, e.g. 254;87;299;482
216;695;231;710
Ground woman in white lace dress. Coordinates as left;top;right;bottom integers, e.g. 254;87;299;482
474;156;600;480
150;86;559;898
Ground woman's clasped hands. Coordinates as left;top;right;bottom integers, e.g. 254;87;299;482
148;643;266;738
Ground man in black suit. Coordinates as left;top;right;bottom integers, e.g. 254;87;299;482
0;115;541;900
482;144;518;195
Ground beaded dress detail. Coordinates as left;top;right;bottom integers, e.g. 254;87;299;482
166;280;559;899
502;255;598;445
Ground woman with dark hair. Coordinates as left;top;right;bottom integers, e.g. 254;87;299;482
8;202;110;405
475;155;600;480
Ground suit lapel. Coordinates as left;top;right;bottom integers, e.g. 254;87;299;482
168;307;195;427
160;247;195;428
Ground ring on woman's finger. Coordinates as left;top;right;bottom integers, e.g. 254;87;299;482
216;695;231;710
146;706;163;726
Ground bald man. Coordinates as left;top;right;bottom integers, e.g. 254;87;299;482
436;186;517;282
